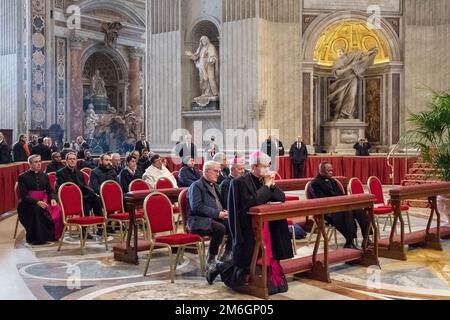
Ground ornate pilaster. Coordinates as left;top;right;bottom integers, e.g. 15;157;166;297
128;46;145;110
69;31;86;140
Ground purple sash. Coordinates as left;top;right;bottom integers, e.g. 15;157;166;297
28;191;63;241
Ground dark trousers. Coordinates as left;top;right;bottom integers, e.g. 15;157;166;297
292;161;305;179
325;210;369;243
208;220;232;256
83;196;103;216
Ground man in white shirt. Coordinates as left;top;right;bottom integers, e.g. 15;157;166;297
143;154;178;189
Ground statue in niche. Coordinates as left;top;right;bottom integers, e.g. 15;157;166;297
85;103;99;139
185;35;219;107
102;22;123;48
329;47;378;119
91;70;107;98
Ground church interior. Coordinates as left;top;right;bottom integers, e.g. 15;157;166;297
1;0;450;302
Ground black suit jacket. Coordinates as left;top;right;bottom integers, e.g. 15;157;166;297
0;140;11;164
261;140;285;157
135;140;150;155
55;167;97;201
353;142;371;156
31;143;52;161
13;141;28;162
289;142;308;164
228;173;293;267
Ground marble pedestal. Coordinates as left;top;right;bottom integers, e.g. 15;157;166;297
322;119;368;154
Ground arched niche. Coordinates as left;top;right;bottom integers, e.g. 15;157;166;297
185;19;220;106
81;45;129;114
302;11;403;151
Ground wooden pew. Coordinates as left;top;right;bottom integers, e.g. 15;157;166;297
113;187;187;264
236;194;378;300
378;182;450;260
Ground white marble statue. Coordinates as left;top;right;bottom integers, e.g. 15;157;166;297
91;70;107;98
85;103;99;139
185;36;219;106
329;47;378;119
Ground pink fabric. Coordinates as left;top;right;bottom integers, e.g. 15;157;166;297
28;191;63;241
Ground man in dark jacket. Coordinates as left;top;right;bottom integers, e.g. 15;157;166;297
219;157;246;210
353;138;371;156
177;134;198;160
89;154;118;195
178;157;201;187
0;132;11;164
187;161;232;267
213;153;230;185
310;162;369;249
56;152;102;217
119;155;141;193
81;149;97;169
13;134;30;162
31;137;52;161
207;152;293;286
134;133;151;156
45;152;65;173
289;136;308;178
138;149;152;173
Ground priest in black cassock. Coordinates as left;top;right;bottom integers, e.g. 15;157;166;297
17;155;62;245
206;151;293;288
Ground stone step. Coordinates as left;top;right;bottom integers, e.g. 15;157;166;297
409;167;440;175
405;199;430;208
411;162;434;169
401;180;442;187
404;174;441;181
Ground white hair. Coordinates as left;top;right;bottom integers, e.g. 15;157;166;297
229;157;245;168
249;152;271;166
111;153;121;159
213;152;226;163
203;161;220;176
28;154;41;164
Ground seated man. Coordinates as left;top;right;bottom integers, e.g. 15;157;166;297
138;149;152;173
45;152;65;174
178;156;201;187
119;155;142;193
142;154;178;189
82;149;97;169
56;152;102;217
213;153;230;185
188;161;232;267
207;152;293;286
89;154;118;195
219;157;246;210
310;161;369;249
111;153;123;176
17;155;63;245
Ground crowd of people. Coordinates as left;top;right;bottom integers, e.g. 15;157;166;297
7;131;372;294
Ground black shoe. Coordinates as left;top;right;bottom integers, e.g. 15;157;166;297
206;265;220;285
218;250;232;262
86;234;93;240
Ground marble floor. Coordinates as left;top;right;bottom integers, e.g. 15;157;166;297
1;196;450;300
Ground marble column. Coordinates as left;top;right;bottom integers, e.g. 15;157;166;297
128;47;144;110
69;32;85;141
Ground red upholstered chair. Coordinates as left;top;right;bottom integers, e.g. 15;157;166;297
100;180;144;242
81;168;92;176
129;179;151;192
13;182;21;239
274;172;282;181
143;192;204;283
350;177;393;236
305;181;339;248
129;179;151;238
48;172;57;191
155;177;175;189
58;182;108;254
368;176;412;233
82;171;90;186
